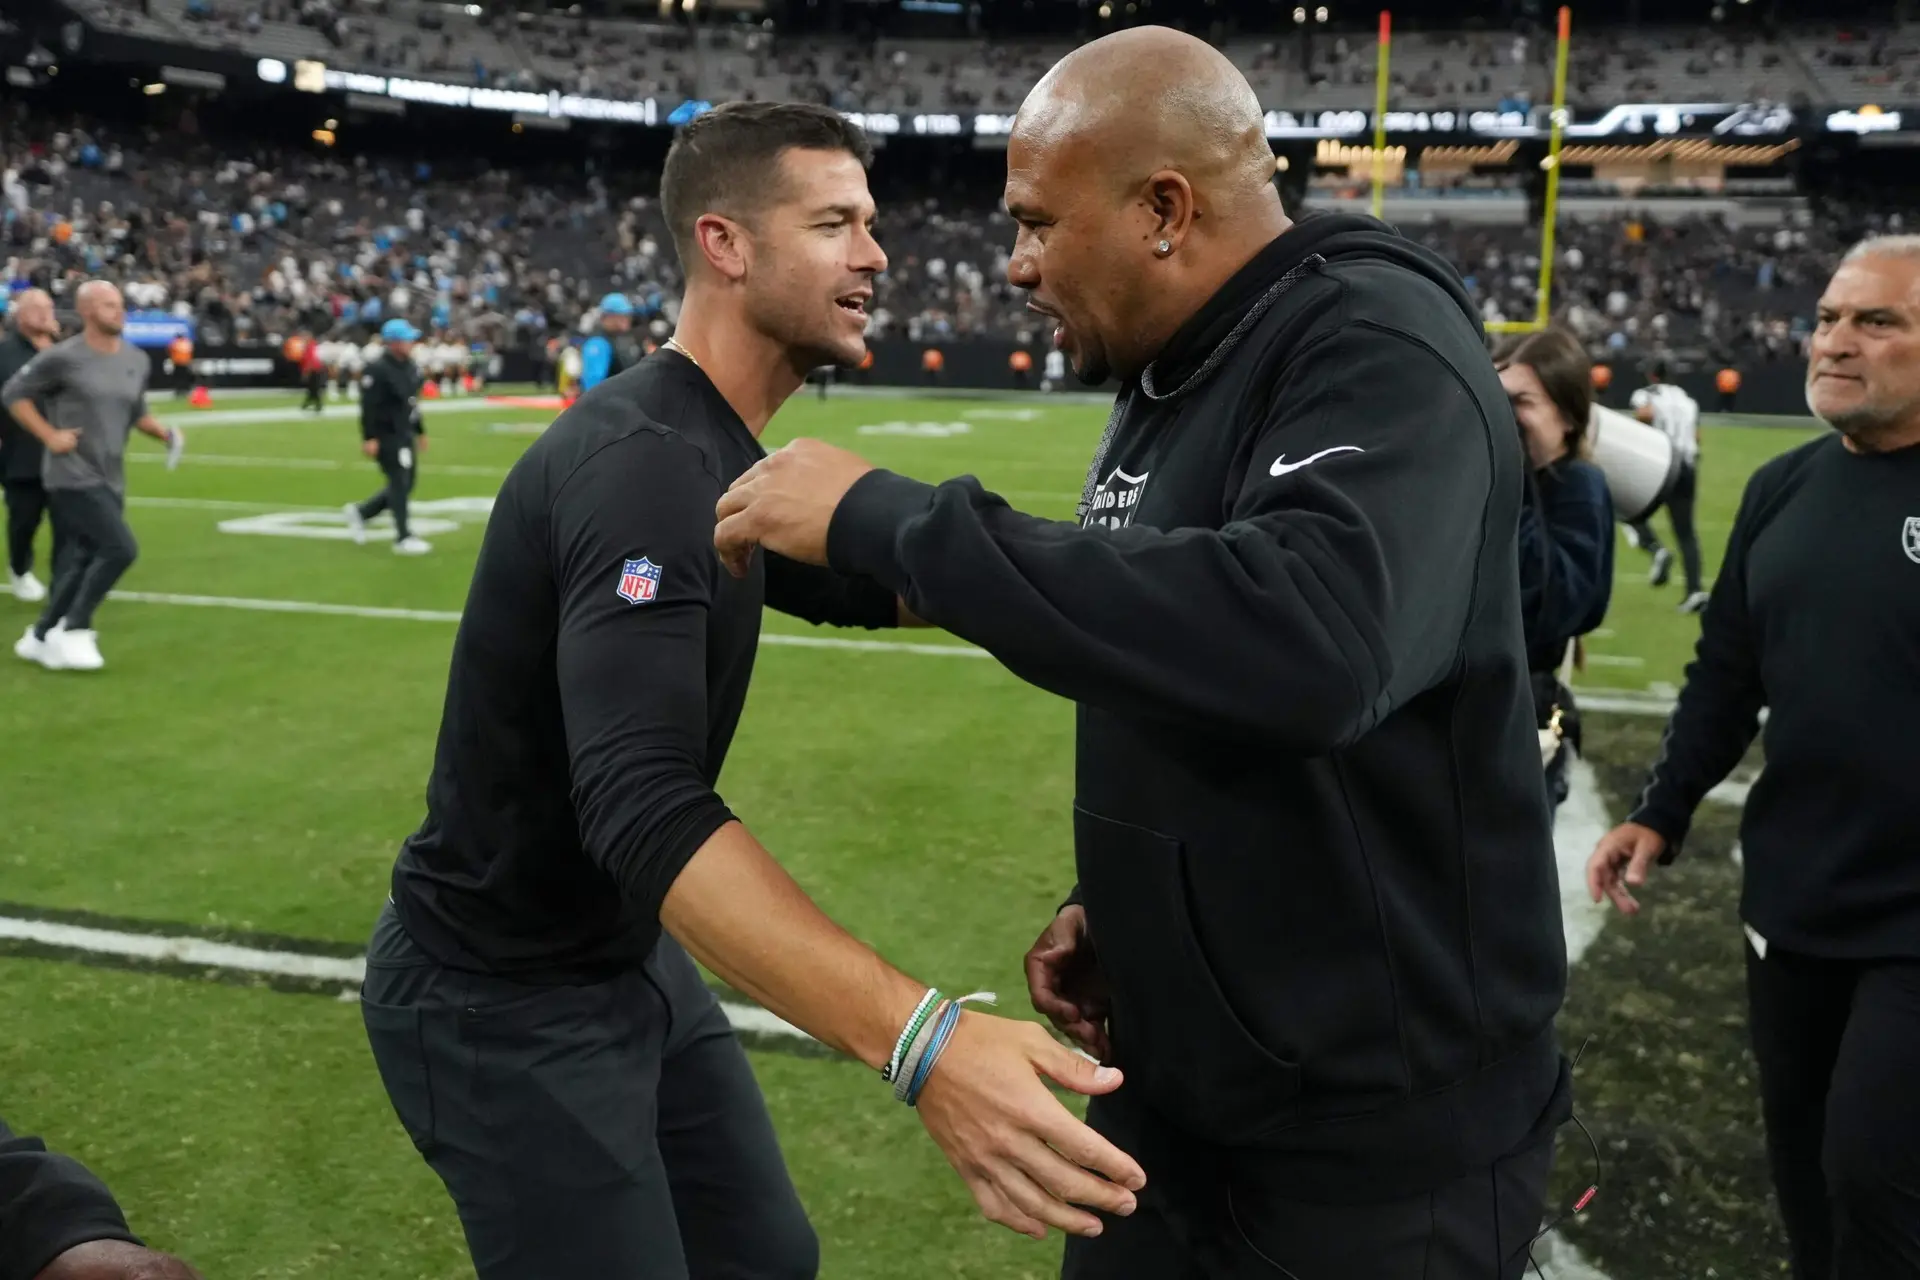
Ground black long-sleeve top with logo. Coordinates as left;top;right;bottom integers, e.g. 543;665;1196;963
358;351;425;442
390;352;898;982
1630;434;1920;958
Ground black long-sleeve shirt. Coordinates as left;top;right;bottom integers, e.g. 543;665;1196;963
391;352;897;981
358;351;424;443
1630;433;1920;957
0;1120;141;1280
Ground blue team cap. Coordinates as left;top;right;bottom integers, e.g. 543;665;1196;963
381;318;421;342
600;293;636;317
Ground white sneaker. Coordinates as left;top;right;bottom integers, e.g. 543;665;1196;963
1679;591;1711;615
343;503;368;546
9;571;46;603
13;624;44;664
33;621;67;670
393;536;433;556
55;627;103;671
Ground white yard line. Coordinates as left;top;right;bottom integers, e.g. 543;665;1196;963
1;581;988;655
0;913;811;1042
128;453;510;478
151;399;518;428
128;496;311;513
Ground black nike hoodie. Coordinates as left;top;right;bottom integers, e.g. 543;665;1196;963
828;212;1569;1198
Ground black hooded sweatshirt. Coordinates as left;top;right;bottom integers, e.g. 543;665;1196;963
828;213;1569;1199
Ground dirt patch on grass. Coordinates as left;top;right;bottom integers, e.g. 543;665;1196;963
1548;713;1791;1278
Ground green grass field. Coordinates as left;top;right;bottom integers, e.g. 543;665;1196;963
0;386;1819;1279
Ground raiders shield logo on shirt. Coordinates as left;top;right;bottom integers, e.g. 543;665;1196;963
1083;467;1149;531
1905;516;1920;565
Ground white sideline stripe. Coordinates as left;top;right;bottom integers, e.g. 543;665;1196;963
1555;757;1614;968
129;496;309;513
151;398;518;428
1;582;988;656
756;632;988;659
0;916;366;982
104;590;465;622
1708;777;1754;807
0;914;813;1043
128;453;510;479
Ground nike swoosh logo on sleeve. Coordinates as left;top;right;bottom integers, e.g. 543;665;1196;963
1270;445;1366;477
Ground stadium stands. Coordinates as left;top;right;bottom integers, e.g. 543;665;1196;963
5;99;1891;372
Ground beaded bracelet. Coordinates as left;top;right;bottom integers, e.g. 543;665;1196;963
893;1000;952;1103
882;987;942;1084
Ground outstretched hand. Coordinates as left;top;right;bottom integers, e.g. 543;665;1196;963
714;439;876;578
914;1011;1144;1240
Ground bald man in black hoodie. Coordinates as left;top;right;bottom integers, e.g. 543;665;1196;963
718;28;1569;1278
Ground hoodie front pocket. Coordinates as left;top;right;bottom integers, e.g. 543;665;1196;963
1075;805;1300;1144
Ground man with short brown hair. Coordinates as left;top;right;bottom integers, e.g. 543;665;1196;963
365;101;1141;1280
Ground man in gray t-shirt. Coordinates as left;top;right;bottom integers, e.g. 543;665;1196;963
2;281;183;672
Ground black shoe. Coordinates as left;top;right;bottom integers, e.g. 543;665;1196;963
1649;547;1674;587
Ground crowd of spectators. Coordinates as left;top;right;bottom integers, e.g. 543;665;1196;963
75;0;1914;115
0;105;1881;371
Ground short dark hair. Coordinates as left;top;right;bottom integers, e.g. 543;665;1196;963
1647;358;1669;381
659;102;874;267
1496;326;1594;457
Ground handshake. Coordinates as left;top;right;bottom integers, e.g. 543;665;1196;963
703;438;1142;1240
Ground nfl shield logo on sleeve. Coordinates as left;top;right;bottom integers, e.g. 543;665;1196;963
617;557;663;604
1905;517;1920;564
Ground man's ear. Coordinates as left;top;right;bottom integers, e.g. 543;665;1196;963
1144;170;1198;255
694;214;751;282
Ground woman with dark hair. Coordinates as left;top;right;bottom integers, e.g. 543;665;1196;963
1498;327;1616;805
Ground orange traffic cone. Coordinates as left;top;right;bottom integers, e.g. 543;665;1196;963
188;385;212;408
421;380;441;400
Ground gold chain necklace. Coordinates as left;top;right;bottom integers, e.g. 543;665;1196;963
664;337;702;372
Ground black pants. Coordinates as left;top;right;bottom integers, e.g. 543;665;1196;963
1060;1081;1561;1279
357;440;416;541
1630;459;1703;594
4;477;53;578
302;371;326;412
1746;942;1920;1279
36;487;136;636
361;905;817;1280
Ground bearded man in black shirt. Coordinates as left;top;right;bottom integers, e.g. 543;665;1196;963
361;103;1144;1280
1589;236;1920;1280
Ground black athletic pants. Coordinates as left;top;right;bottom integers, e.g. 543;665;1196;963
361;905;818;1280
1060;1073;1566;1279
35;487;136;636
1630;459;1703;595
4;477;53;578
302;371;326;412
357;439;415;542
1745;941;1920;1280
